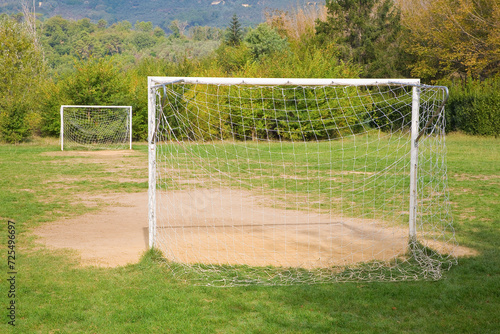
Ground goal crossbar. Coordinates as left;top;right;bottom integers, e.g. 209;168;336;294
149;76;421;88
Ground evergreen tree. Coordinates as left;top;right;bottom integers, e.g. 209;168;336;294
316;0;405;78
225;14;243;46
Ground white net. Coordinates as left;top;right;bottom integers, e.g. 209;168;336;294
61;105;132;150
148;78;456;286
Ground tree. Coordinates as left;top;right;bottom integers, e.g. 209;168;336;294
73;31;96;58
397;0;500;80
189;26;222;41
224;14;243;46
0;15;45;143
42;15;72;55
316;0;405;78
60;58;127;106
153;26;165;38
99;33;123;56
75;18;96;34
244;23;288;60
169;20;188;39
135;20;153;33
112;20;132;32
131;32;156;50
97;19;108;30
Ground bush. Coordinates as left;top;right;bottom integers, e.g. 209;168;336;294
39;79;63;137
127;57;192;141
61;58;128;106
244;23;288;60
0;103;32;144
445;78;500;137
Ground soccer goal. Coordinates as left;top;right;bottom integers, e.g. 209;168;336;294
60;105;132;150
148;77;456;285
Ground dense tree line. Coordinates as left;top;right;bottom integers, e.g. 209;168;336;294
0;0;498;143
0;0;304;29
37;15;223;74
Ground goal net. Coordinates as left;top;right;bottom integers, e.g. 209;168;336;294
148;77;456;286
60;105;132;150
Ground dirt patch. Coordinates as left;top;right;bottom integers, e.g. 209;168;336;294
155;189;408;268
41;150;148;186
33;189;477;268
452;173;500;182
41;150;145;167
34;193;149;267
43;150;137;157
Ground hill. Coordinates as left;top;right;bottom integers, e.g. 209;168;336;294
0;0;324;29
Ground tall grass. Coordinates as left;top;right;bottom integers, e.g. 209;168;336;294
265;5;328;43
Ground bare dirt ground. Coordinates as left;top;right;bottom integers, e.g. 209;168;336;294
155;188;411;268
34;192;150;267
33;149;477;268
34;188;477;268
42;149;140;162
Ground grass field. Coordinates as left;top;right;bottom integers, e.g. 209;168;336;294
0;133;498;333
158;132;436;219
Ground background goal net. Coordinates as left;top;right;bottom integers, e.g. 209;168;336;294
148;77;456;286
60;105;132;150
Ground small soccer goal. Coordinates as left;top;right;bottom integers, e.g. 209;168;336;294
60;105;132;150
148;77;457;286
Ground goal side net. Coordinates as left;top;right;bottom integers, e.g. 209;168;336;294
148;77;456;286
60;105;132;150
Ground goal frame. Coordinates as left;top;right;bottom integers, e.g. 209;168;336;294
60;105;133;151
147;76;450;282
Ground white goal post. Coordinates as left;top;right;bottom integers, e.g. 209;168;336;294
60;105;133;150
148;77;456;285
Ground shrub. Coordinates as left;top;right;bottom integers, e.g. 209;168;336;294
39;79;63;137
60;58;128;106
0;103;32;144
244;23;288;60
445;78;500;137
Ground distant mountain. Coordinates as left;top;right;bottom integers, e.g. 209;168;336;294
0;0;325;29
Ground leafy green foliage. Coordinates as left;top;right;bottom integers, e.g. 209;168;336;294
168;20;187;39
130;31;156;50
39;15;222;74
189;25;222;41
399;0;500;80
244;23;288;60
1;1;498;142
127;57;194;141
39;79;63;137
0;15;45;143
61;58;127;106
134;20;153;33
215;44;251;74
316;0;405;78
0;103;32;143
444;78;500;137
0;0;308;29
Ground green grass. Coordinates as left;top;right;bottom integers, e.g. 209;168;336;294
0;133;499;333
160;133;415;220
